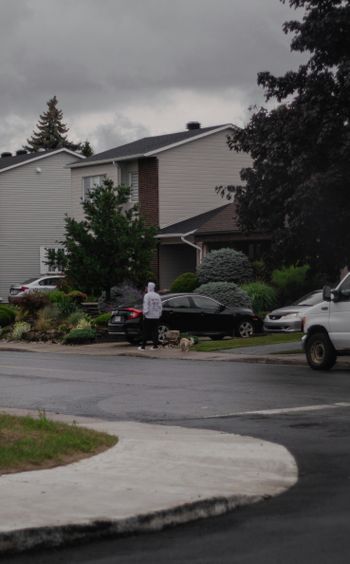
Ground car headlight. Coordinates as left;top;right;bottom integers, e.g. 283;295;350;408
281;313;300;320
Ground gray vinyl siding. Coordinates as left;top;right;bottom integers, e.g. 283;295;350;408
0;152;78;301
157;130;251;228
71;160;138;221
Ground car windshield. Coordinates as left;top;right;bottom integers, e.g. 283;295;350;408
292;291;322;307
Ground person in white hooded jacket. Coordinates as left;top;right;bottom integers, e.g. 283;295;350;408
138;282;162;350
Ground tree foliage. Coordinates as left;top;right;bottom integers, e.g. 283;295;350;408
47;178;157;299
218;0;350;277
24;96;81;152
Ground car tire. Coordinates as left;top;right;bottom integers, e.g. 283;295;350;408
305;332;336;370
158;324;170;345
236;318;254;338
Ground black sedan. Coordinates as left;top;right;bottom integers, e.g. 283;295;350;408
108;293;262;344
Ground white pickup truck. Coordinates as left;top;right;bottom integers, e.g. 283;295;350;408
302;272;350;370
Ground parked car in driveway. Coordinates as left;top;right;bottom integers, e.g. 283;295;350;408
263;290;323;333
8;275;65;302
108;292;262;344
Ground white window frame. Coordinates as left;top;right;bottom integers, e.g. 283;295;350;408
128;171;139;203
82;175;105;201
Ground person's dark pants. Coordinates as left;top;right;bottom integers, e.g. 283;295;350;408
141;318;159;348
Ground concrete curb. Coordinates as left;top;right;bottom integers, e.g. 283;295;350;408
0;341;307;366
0;494;263;555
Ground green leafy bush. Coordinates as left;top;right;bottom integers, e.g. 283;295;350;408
63;327;96;345
197;248;253;285
195;282;252;308
241;282;277;314
66;311;89;326
48;291;77;316
11;321;31;340
170;272;199;293
271;264;311;305
93;312;112;327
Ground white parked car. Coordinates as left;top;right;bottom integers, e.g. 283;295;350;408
8;275;65;301
302;273;350;370
263;290;323;333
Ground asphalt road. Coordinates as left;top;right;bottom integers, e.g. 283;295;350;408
1;351;350;563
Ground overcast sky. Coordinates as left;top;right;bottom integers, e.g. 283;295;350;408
0;0;305;154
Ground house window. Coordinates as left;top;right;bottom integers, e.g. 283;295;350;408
128;172;139;202
82;175;105;201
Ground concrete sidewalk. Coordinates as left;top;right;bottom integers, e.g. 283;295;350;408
0;410;298;555
0;339;308;366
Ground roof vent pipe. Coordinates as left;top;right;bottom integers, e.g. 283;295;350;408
186;121;201;130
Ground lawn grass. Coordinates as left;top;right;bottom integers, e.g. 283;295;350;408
0;411;117;475
194;332;302;352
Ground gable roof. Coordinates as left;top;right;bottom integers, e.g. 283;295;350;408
157;203;240;237
69;124;235;168
0;148;84;174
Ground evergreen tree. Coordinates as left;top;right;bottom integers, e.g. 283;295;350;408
47;178;157;299
24;96;80;152
218;0;350;278
80;140;94;157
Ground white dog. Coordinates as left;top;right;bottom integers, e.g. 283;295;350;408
179;337;194;352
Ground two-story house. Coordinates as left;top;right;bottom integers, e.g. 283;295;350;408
69;122;269;289
0;148;84;301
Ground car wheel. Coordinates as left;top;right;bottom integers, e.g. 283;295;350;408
236;318;254;338
158;324;170;345
305;332;336;370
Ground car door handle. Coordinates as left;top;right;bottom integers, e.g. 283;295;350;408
321;306;328;311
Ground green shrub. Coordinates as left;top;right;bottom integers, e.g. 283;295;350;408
11;321;31;340
48;291;77;316
34;305;61;332
195;282;252;308
271;264;311;305
66;311;89;326
63;327;96;345
197;248;253;285
76;318;92;330
170;272;199;292
241;282;277;314
93;312;112;327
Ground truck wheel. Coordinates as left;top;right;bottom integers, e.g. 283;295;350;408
305;332;336;370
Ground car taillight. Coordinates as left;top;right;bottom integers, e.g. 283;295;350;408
20;286;29;292
125;308;142;319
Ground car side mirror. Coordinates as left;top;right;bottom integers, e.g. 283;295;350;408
322;285;332;301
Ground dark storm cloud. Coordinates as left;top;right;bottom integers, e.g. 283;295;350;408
0;0;304;151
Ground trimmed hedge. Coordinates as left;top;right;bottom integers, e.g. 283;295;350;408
197;248;253;285
195;282;252;309
170;272;199;293
63;328;96;345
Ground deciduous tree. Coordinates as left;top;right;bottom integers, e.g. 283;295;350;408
218;0;350;277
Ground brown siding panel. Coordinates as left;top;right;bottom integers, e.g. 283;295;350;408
138;157;159;282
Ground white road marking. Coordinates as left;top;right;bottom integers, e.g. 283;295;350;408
204;402;350;419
